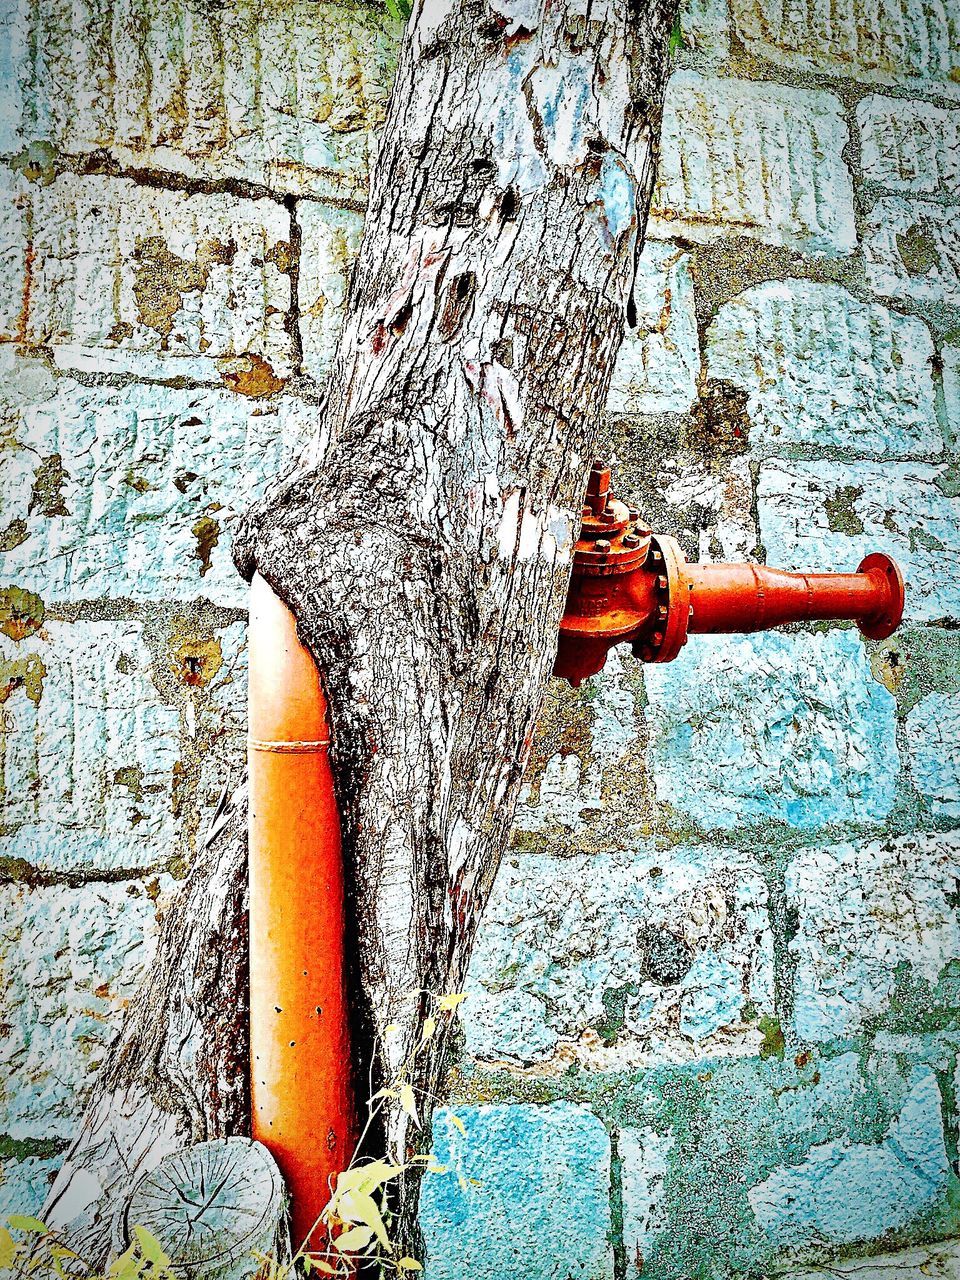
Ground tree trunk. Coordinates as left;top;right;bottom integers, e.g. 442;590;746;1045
44;0;677;1264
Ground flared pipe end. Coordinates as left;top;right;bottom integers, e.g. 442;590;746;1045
856;552;905;641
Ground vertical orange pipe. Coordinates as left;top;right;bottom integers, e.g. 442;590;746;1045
247;573;355;1248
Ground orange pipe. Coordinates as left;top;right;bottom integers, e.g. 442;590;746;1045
247;573;355;1248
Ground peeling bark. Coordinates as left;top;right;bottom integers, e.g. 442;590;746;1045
48;0;677;1264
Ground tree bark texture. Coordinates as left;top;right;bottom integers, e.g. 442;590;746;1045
44;0;678;1263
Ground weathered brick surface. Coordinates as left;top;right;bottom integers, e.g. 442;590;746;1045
905;692;960;817
748;1066;951;1245
706;282;941;458
8;173;293;378
858;96;960;196
608;242;700;417
462;844;773;1066
420;1104;613;1280
0;622;180;870
298;202;365;382
644;630;899;832
0;877;168;1140
729;0;960;97
787;833;960;1042
0;0;398;200
0;366;309;605
757;459;960;623
649;73;856;256
863;195;960;307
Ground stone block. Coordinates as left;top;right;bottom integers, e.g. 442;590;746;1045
2;0;398;200
0;169;28;340
944;345;960;442
748;1066;951;1244
0;877;168;1140
786;1239;960;1280
905;692;960;816
858;96;960;196
677;0;730;59
461;844;773;1067
644;629;899;833
0;621;180;871
195;622;249;827
757;458;960;623
787;832;960;1042
0;371;310;605
729;0;960;98
10;173;293;378
619;1127;674;1279
419;1103;613;1280
298;203;365;382
863;195;960;307
648;73;856;257
0;1156;59;1219
607;242;700;417
706;282;941;458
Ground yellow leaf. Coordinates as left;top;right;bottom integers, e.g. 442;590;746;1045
422;1017;436;1041
332;1225;374;1253
335;1160;404;1198
133;1225;170;1267
337;1190;392;1251
314;1261;338;1275
0;1229;17;1268
397;1259;423;1271
436;993;467;1011
399;1083;419;1127
447;1114;467;1136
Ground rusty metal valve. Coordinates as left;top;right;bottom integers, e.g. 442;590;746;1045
554;462;905;687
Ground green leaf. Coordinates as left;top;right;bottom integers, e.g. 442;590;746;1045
668;15;686;54
8;1215;49;1235
332;1225;374;1253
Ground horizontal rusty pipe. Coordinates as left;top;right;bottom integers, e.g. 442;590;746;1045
554;463;906;685
247;573;355;1248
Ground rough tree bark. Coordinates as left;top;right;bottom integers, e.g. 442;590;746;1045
43;0;677;1264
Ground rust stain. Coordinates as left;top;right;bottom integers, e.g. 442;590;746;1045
0;586;45;641
218;352;286;399
0;653;47;705
16;238;34;346
132;236;237;339
265;241;293;274
191;516;220;577
168;634;223;688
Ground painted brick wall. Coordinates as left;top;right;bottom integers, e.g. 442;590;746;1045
1;1;959;1276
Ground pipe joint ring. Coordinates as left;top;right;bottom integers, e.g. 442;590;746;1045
248;737;331;754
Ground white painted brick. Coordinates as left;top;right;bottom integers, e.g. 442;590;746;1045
644;629;899;832
620;1129;674;1280
863;195;960;307
463;844;774;1068
0;369;311;605
2;0;398;200
0;622;180;869
678;0;730;59
0;877;169;1139
649;73;856;257
787;833;960;1042
905;691;960;817
706;281;941;458
0;169;27;339
757;459;960;623
607;242;700;417
944;345;960;442
9;173;293;378
730;0;960;98
298;202;365;382
858;96;960;196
